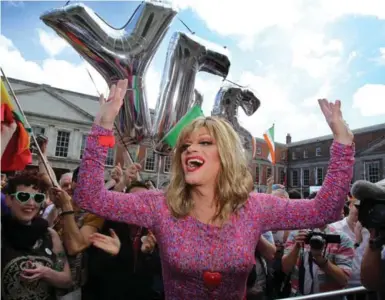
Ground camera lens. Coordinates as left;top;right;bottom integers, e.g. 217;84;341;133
309;236;324;250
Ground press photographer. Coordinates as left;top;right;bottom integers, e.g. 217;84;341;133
351;179;385;294
282;223;354;299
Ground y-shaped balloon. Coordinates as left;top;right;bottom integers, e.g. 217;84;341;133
211;86;260;159
152;32;230;154
41;1;177;143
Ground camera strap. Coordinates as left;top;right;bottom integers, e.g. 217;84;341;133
299;250;315;295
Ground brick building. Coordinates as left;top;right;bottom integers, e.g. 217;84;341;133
286;123;385;197
251;138;288;192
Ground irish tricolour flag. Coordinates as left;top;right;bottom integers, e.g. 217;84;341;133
263;124;276;165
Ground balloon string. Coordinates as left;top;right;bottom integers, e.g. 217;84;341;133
177;18;246;89
177;17;195;34
83;55;102;97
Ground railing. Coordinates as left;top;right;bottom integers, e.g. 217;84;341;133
282;286;368;299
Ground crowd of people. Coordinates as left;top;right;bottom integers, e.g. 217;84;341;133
1;79;384;300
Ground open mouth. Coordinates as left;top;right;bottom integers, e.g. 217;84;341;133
185;156;205;172
21;207;35;214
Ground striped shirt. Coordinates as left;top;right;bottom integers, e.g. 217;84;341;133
284;225;354;297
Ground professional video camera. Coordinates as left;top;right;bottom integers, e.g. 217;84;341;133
304;231;341;250
351;179;385;249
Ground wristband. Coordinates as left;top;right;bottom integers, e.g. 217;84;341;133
60;210;75;217
98;135;115;148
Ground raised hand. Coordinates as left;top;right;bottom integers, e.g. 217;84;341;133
89;229;121;255
141;231;157;253
94;79;128;130
110;163;123;183
318;99;353;145
124;163;142;186
50;187;72;209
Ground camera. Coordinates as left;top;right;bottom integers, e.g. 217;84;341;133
305;231;341;250
356;198;385;230
356;198;385;249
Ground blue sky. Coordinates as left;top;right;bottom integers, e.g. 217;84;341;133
1;0;384;143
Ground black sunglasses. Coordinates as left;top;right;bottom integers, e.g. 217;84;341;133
11;191;46;205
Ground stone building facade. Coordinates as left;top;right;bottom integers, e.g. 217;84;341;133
4;77;171;187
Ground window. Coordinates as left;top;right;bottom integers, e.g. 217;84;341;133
316;167;324;185
79;134;87;159
316;147;322;157
164;156;172;173
280;170;285;184
303;169;310;186
281;152;286;160
55;131;70;157
145;149;157;171
31;126;45;136
365;160;381;183
267;167;272;179
303;149;308;158
256;146;262;155
105;148;114;166
291;170;299;187
292;152;296;160
255;166;260;183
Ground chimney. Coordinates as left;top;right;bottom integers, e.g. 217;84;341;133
286;133;292;144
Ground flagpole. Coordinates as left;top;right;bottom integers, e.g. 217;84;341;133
1;68;58;187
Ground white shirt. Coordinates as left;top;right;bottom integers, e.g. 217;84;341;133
331;217;370;286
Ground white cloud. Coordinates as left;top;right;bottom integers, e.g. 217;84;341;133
353;84;385;116
0;34;161;109
302;82;332;107
176;0;385;42
290;31;343;78
38;29;69;57
231;71;329;142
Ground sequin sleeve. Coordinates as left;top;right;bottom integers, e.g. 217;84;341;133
73;125;164;230
250;141;355;232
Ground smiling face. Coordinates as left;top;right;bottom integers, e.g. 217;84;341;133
180;127;221;186
6;184;45;223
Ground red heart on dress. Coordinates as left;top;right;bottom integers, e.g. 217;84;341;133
203;271;222;288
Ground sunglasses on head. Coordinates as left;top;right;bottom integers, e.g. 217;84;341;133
11;191;46;205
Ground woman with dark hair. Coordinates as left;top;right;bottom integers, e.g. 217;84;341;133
1;171;72;300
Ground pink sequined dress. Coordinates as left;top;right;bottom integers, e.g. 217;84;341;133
74;125;355;300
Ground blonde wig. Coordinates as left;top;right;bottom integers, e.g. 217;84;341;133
166;116;254;221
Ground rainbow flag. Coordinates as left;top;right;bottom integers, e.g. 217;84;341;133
1;79;32;171
263;124;276;165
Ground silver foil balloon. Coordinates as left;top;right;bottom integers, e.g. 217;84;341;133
152;32;230;154
193;89;204;107
211;85;261;158
41;1;177;144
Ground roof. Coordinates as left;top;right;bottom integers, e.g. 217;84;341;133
2;76;155;117
288;122;385;147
